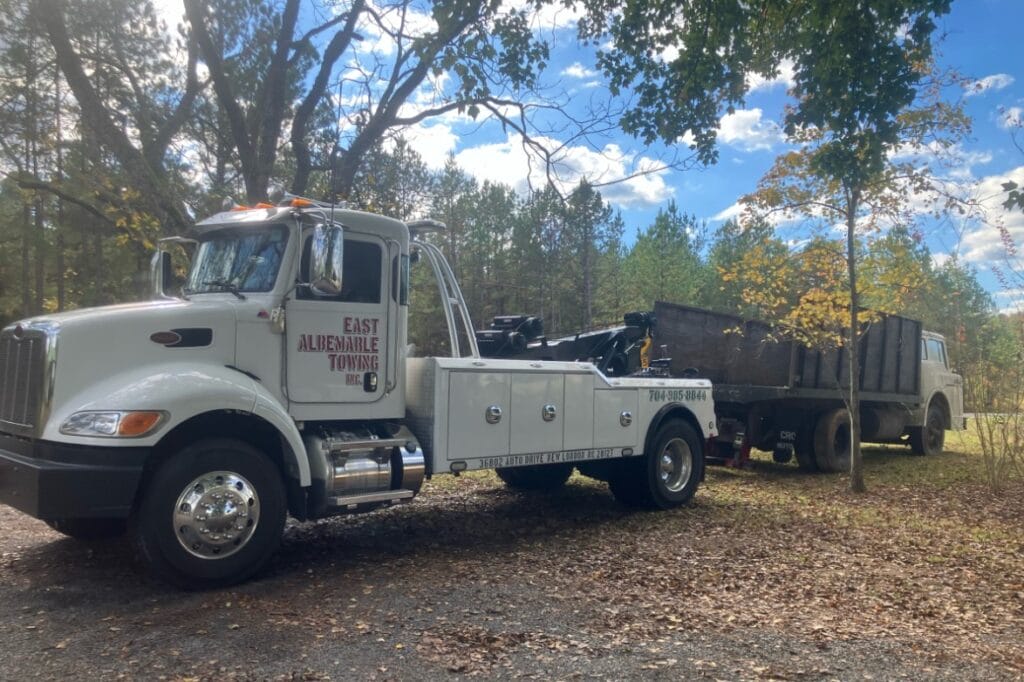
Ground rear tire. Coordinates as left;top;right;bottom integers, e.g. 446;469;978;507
609;419;704;510
131;438;286;589
814;409;852;473
910;403;945;456
495;464;573;491
45;518;126;540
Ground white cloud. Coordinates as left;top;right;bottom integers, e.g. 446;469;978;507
960;165;1024;264
718;109;784;151
508;0;585;31
1000;107;1023;130
712;202;742;221
151;0;186;29
748;59;796;93
454;133;672;208
352;2;437;56
964;74;1015;97
889;141;994;180
561;62;598;79
395;123;459;169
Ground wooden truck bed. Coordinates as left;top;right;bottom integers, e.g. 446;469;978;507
652;302;922;405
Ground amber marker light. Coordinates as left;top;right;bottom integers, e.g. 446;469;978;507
290;197;314;207
118;411;165;437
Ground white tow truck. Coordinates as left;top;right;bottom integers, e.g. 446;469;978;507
0;197;717;588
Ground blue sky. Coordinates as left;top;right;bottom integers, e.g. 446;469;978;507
156;1;1024;310
424;1;1024;311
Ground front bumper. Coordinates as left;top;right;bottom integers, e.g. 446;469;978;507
0;431;147;520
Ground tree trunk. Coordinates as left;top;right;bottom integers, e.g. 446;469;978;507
37;0;190;232
846;191;866;493
55;62;65;311
33;196;45;314
21;202;31;316
582;236;593;329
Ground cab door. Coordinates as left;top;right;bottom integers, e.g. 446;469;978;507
286;231;390;404
924;336;963;428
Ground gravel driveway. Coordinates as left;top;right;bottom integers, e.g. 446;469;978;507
1;467;1020;680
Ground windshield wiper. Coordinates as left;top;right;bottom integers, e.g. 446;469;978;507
201;280;246;300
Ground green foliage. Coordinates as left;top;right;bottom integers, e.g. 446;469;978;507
1004;181;1024;213
620;202;707;312
579;0;954;180
704;217;782;315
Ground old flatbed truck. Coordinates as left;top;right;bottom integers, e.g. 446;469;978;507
651;302;963;471
482;303;963;472
0;198;716;588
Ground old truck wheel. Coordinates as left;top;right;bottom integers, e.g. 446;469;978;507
813;409;852;473
609;420;704;510
45;518;126;540
496;464;573;491
132;439;286;589
910;403;945;456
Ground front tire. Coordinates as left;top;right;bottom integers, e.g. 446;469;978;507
132;438;286;589
910;403;945;456
609;419;704;510
45;518;126;540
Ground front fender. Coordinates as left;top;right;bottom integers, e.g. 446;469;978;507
252;383;310;486
44;363;311;487
43;362;259;447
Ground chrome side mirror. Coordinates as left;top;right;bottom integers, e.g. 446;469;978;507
310;223;344;296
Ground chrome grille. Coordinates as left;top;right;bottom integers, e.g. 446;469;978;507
0;328;47;435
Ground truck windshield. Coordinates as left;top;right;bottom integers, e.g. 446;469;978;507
185;225;288;294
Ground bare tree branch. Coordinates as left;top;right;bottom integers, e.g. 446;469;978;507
33;0;190;231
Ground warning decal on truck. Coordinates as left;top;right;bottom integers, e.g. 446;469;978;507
475;447;638;470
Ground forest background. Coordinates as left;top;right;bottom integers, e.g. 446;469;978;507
0;0;1021;398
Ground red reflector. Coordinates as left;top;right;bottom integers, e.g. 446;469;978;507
257;310;270;319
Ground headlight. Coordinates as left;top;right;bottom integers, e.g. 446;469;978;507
60;411;166;438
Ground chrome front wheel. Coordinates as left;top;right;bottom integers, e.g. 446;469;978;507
173;471;261;559
133;439;286;589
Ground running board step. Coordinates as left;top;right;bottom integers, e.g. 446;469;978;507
326;489;415;509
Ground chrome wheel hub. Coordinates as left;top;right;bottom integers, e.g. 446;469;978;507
659;438;693;493
173;471;260;559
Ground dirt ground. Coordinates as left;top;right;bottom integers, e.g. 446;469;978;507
1;442;1022;681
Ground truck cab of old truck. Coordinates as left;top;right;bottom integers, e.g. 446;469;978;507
0;198;717;587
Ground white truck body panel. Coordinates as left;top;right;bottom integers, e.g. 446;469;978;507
406;357;716;473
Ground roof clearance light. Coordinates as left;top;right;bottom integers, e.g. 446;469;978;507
290;198;314;207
